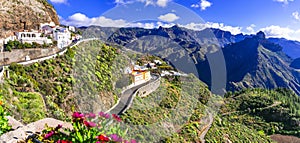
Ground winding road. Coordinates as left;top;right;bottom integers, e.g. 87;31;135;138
107;75;159;115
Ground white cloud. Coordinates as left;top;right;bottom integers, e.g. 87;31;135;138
200;0;212;10
180;22;242;35
259;25;300;41
274;0;294;4
191;0;212;10
156;0;170;7
191;4;200;8
50;0;67;4
114;0;171;7
292;11;300;21
61;13;175;29
61;13;129;27
246;24;256;34
158;13;180;22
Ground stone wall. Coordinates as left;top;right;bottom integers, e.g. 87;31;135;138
0;48;60;65
136;76;161;97
119;75;161;114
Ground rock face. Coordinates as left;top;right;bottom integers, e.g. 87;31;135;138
0;118;72;143
0;0;59;38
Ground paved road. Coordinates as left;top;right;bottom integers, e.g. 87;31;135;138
108;76;158;115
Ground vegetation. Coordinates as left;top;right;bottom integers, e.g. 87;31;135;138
121;74;212;142
4;40;54;52
0;96;11;135
1;38;299;143
23;112;136;143
206;88;300;142
0;40;127;123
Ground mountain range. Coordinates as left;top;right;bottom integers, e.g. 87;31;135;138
81;25;300;95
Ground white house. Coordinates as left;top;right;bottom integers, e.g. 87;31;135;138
41;25;54;35
16;31;52;45
4;35;17;44
154;60;162;65
68;26;76;32
71;34;82;41
40;22;55;30
53;28;71;49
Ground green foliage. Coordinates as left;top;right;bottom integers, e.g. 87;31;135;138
121;75;211;142
10;91;46;123
0;98;11;135
220;88;300;137
1;41;125;122
205;115;274;143
4;40;53;52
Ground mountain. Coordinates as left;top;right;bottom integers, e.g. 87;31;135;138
291;58;300;69
82;25;300;95
268;38;300;59
222;34;300;94
0;0;59;38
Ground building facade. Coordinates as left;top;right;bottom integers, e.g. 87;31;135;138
53;28;71;49
16;31;52;45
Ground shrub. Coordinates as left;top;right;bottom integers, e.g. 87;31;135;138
0;100;11;135
24;112;137;143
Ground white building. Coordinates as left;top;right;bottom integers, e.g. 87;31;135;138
40;22;55;30
4;35;17;44
72;34;82;41
53;28;71;49
68;26;76;32
16;31;52;45
154;60;162;65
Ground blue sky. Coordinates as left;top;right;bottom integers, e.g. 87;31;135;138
49;0;300;41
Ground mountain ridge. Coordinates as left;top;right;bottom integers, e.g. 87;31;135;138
81;25;300;95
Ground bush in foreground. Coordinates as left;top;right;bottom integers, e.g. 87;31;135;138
22;112;136;143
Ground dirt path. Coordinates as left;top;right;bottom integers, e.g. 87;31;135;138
199;109;214;143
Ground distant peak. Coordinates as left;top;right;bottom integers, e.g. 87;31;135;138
256;31;266;39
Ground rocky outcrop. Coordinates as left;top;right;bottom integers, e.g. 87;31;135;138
0;0;59;38
0;117;72;143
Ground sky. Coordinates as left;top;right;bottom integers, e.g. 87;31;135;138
48;0;300;41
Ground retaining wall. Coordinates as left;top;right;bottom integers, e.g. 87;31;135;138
136;76;161;97
120;75;161;114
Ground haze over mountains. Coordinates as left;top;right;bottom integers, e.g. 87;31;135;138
81;25;300;95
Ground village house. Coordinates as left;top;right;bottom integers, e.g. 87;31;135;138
4;35;17;44
1;21;78;51
68;26;76;32
15;31;52;45
131;65;151;85
154;60;162;65
53;27;72;49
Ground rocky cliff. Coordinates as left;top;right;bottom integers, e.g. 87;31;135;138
0;0;59;38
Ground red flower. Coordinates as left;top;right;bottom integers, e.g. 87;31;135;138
86;112;96;118
97;134;110;142
99;112;110;119
72;112;84;119
112;114;122;122
44;131;55;139
83;120;96;128
55;124;63;131
57;140;72;143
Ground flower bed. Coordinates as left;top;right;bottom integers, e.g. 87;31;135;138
22;112;137;143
